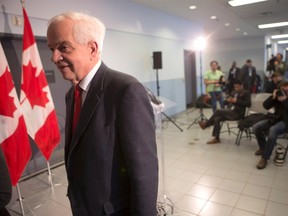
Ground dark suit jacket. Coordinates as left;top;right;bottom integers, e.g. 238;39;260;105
225;89;251;118
239;65;256;91
0;148;11;209
227;67;240;93
263;95;288;129
65;62;158;216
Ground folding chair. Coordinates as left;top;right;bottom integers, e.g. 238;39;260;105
235;93;271;145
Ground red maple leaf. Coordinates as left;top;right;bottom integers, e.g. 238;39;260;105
0;67;17;117
21;61;49;108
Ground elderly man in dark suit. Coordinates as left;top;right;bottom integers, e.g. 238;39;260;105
199;80;251;144
47;12;158;216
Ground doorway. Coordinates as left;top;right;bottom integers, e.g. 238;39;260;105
184;50;197;108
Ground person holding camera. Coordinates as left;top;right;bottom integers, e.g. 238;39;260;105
274;53;287;77
204;60;225;113
265;72;282;93
253;81;288;169
199;80;251;144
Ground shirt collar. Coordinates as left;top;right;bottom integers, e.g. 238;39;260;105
79;60;102;92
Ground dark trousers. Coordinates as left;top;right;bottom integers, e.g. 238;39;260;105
0;207;11;216
252;119;286;160
0;148;12;216
209;91;224;113
206;109;241;138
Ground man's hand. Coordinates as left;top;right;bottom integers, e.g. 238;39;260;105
227;97;237;103
278;94;287;102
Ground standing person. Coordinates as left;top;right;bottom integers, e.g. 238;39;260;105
274;53;287;77
227;61;240;94
198;80;251;144
253;81;288;169
47;12;158;216
0;148;12;216
204;60;224;113
266;54;275;76
239;59;256;92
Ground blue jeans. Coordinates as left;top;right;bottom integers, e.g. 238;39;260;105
209;91;224;113
252;119;287;160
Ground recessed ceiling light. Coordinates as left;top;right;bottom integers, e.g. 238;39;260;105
278;40;288;44
225;23;230;26
271;34;288;39
258;21;288;29
243;32;248;35
236;28;240;31
228;0;268;7
210;16;217;20
189;5;197;10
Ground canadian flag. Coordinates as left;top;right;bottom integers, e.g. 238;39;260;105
0;42;32;186
20;7;60;161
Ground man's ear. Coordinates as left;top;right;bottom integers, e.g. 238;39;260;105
89;41;98;57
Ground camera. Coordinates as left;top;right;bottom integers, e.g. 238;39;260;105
276;89;286;97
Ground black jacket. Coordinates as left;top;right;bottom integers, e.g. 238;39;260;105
225;89;251;118
263;95;288;129
0;148;12;209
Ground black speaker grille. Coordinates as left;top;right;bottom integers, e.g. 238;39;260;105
153;51;162;69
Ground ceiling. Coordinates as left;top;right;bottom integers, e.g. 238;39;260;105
129;0;288;44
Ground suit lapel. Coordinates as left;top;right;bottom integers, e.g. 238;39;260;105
65;87;74;162
67;63;108;165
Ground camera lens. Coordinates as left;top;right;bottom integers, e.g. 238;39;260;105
277;90;284;97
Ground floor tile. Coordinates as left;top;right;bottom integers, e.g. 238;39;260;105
176;195;207;215
269;188;288;205
199;201;233;216
187;184;216;200
242;183;271;200
209;189;240;207
236;195;267;215
265;201;288;216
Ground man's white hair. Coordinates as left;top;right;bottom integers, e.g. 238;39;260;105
48;11;106;51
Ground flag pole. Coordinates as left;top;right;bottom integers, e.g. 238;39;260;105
46;161;54;186
16;183;26;216
20;0;25;8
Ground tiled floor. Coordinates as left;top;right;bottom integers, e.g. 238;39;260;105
6;108;288;216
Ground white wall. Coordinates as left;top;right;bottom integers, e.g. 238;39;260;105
103;30;191;82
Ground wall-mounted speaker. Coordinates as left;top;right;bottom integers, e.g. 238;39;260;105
153;51;162;69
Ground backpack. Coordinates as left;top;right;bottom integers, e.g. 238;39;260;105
238;113;267;130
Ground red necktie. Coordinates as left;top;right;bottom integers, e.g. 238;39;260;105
72;84;82;132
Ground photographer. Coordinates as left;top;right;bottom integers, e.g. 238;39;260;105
204;60;225;113
199;80;251;144
253;81;288;169
274;53;287;77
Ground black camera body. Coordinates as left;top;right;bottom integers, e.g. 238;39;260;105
276;89;286;97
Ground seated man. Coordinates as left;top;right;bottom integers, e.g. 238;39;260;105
252;81;288;169
199;80;251;144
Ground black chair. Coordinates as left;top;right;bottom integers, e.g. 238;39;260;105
235;93;271;145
